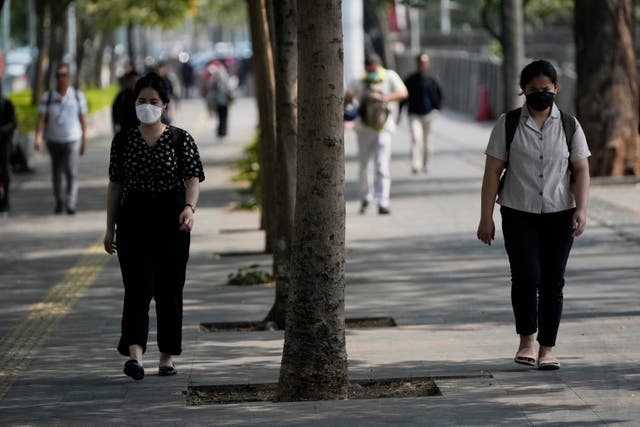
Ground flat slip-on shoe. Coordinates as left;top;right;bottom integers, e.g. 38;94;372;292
514;352;536;367
124;359;145;380
158;365;177;376
537;360;560;371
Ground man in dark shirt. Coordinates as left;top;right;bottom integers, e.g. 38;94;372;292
112;70;140;134
403;53;443;174
0;92;17;214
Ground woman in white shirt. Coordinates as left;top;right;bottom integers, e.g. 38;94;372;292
477;60;591;370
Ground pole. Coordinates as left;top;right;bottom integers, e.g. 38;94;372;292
440;0;451;35
1;0;10;94
342;0;364;87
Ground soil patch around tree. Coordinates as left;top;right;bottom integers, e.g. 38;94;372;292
187;376;442;405
200;316;397;332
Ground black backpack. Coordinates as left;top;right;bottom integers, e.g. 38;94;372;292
500;107;576;190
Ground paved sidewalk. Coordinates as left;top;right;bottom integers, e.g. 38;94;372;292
0;98;639;426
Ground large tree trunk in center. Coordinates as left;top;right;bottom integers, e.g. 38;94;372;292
277;0;347;401
575;0;640;176
500;0;524;112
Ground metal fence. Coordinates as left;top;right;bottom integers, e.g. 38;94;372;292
395;50;577;119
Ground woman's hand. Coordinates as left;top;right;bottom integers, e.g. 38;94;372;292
179;207;195;232
572;208;587;237
104;229;116;254
477;217;495;245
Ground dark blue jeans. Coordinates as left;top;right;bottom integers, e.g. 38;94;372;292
501;206;575;347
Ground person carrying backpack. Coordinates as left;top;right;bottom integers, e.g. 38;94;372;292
477;60;591;371
34;63;88;214
345;53;407;215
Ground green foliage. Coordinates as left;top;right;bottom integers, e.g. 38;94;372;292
227;264;274;286
524;0;573;28
76;0;197;31
84;85;119;114
8;91;38;134
8;85;119;133
232;133;261;211
192;0;246;28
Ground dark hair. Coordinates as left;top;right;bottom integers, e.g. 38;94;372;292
519;60;558;90
134;71;170;104
364;53;382;67
124;70;140;80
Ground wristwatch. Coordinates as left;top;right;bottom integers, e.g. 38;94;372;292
184;203;196;213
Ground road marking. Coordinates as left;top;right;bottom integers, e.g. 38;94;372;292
0;241;109;400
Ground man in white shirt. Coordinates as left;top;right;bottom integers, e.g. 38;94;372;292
346;53;408;215
35;64;88;214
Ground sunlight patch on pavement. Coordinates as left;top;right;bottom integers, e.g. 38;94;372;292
0;241;108;400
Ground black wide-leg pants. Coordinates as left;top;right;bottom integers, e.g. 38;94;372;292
500;206;575;347
116;191;190;356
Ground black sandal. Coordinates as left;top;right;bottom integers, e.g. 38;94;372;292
158;365;177;376
124;359;145;380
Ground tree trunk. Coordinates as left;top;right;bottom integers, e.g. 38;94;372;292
247;0;277;254
46;2;69;88
127;21;136;69
93;32;107;88
32;0;48;104
575;0;640;176
277;0;347;401
263;0;298;329
500;0;524;112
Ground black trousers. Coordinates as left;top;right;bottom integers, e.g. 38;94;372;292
216;104;228;137
501;206;575;347
116;191;190;356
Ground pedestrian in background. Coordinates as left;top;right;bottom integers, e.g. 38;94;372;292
204;61;234;139
345;53;408;215
104;71;205;381
111;70;140;135
34;64;88;215
0;90;17;215
477;59;591;370
402;53;442;174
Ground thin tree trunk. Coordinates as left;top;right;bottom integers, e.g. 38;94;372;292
127;22;136;69
93;32;106;88
46;2;69;88
575;0;639;176
32;0;48;104
277;0;347;401
500;0;524;112
247;0;276;254
263;0;298;329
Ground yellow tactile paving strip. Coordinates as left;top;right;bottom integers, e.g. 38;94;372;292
0;241;108;400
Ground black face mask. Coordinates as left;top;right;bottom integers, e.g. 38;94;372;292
526;91;555;111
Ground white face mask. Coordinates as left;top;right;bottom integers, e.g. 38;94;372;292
135;103;163;124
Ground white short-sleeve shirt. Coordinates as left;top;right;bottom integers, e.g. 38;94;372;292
485;103;591;214
349;68;407;133
39;87;88;143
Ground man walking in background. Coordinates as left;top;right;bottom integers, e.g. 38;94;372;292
403;53;443;174
35;64;88;215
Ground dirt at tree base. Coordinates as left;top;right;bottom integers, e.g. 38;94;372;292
187;377;440;405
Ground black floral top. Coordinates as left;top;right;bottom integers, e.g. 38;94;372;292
109;126;205;198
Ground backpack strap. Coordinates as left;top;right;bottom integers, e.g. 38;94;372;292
504;107;522;166
560;110;576;181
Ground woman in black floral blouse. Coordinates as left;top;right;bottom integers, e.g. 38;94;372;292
104;72;205;380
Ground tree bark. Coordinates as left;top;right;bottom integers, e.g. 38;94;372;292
500;0;524;112
575;0;639;176
32;0;48;104
263;0;298;329
277;0;347;401
247;0;277;253
126;22;136;69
